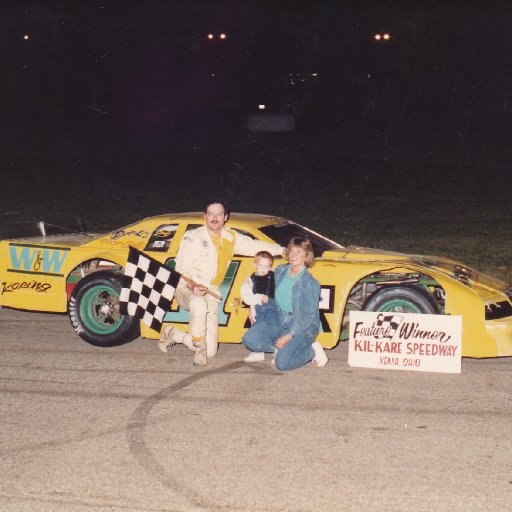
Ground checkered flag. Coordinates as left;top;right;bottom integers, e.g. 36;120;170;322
119;247;181;332
374;313;403;339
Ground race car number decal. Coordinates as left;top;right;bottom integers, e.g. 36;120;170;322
162;260;240;326
161;256;336;334
319;285;335;333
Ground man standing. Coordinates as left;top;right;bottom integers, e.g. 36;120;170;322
159;200;283;366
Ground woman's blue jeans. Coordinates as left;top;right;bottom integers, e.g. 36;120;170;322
242;308;315;372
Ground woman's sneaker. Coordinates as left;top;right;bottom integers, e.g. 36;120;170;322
244;352;265;363
312;341;328;367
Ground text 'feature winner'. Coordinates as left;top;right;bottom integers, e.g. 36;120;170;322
348;311;462;373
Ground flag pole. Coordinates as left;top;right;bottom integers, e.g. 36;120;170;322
179;275;222;300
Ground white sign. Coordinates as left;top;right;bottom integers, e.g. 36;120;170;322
348;311;462;373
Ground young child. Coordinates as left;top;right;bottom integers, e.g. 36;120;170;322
240;251;276;323
240;251;276;363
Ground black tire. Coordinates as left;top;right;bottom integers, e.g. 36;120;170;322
68;270;140;347
362;285;440;315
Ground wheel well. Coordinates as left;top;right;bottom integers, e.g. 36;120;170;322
339;271;445;340
66;259;122;301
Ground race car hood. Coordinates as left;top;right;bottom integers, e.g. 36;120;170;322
410;254;510;294
323;245;510;294
1;233;98;246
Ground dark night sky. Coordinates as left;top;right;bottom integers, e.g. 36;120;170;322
3;1;512;152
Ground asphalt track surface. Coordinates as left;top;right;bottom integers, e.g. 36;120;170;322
1;307;511;512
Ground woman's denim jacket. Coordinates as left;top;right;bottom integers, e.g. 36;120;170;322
274;264;321;339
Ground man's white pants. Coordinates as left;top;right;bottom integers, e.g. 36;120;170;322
174;285;220;358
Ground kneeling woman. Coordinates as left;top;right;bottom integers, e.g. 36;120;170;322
242;236;328;371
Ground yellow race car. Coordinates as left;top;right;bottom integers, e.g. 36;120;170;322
1;213;511;358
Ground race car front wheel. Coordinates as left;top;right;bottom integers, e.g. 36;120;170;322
362;285;440;315
68;270;140;347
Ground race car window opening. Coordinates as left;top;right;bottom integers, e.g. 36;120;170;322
233;228;257;240
260;222;342;257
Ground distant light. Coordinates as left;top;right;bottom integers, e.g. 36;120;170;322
23;34;29;41
311;73;318;77
258;104;266;110
374;33;391;41
207;33;214;40
219;33;227;40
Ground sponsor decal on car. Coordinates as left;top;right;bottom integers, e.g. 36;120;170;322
1;280;52;294
9;244;69;276
144;224;179;252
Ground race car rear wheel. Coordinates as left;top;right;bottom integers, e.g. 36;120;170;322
362;285;440;315
68;270;140;347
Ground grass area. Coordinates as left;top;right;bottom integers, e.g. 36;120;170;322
1;137;511;283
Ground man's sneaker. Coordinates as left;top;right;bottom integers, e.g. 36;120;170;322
193;338;208;367
158;326;176;353
181;334;196;352
244;352;265;363
312;341;328;367
159;326;196;352
173;330;196;351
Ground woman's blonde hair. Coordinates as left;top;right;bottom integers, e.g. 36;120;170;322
284;236;315;268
